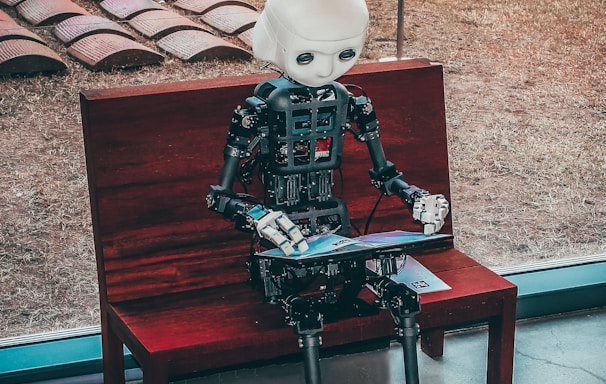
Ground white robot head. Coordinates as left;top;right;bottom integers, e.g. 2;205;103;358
252;0;369;87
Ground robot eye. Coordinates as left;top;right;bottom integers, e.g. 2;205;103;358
339;49;356;61
296;52;314;65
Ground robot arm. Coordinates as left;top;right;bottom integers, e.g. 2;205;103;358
347;93;449;234
206;104;260;228
207;185;308;256
207;101;308;256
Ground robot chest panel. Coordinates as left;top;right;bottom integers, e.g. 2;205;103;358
257;79;349;174
271;132;341;172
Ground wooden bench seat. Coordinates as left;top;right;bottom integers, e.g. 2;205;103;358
80;59;516;383
110;284;392;373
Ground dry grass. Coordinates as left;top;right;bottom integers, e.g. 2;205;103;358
0;0;604;338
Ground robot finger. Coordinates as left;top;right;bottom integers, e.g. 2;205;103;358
259;225;295;256
436;195;450;218
412;201;423;222
275;214;309;253
423;217;444;235
413;194;449;234
413;198;435;223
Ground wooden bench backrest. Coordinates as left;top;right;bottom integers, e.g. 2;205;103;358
80;59;452;304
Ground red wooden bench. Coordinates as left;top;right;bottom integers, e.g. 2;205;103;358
80;59;517;384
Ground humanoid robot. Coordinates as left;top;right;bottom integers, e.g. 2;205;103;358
206;0;450;383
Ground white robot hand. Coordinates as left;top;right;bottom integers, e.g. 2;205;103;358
247;205;309;256
412;194;450;235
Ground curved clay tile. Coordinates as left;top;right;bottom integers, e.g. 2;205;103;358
54;15;135;45
156;29;251;61
128;10;210;39
99;0;165;20
174;0;256;15
0;9;18;22
0;39;66;75
0;20;46;44
67;33;164;71
0;0;25;6
237;27;252;47
16;0;91;26
199;5;258;35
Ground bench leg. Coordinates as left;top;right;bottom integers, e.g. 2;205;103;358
487;296;516;384
102;323;125;384
420;328;445;358
142;359;169;384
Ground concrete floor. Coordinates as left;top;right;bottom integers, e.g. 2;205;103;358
168;307;606;384
40;307;604;384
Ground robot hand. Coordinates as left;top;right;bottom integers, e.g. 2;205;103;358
247;205;309;256
412;194;449;235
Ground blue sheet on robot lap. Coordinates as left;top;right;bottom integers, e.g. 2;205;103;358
256;230;453;294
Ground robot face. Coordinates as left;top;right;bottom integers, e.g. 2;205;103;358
282;36;365;87
253;0;369;87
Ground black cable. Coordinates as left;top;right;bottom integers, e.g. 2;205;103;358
350;221;362;237
364;192;384;235
343;84;368;97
